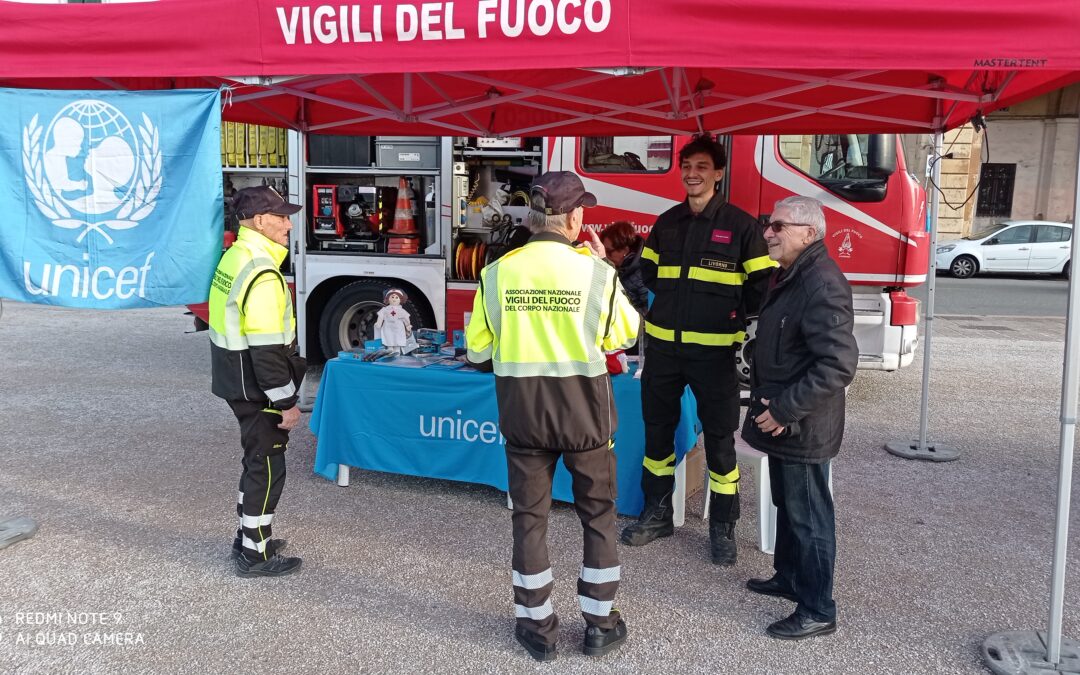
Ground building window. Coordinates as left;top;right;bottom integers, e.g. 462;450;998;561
976;163;1016;218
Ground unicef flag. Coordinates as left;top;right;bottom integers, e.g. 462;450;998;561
0;88;223;308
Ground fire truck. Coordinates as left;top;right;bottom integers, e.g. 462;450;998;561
211;131;927;381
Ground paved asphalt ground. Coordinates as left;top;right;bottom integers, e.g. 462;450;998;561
1;302;1078;674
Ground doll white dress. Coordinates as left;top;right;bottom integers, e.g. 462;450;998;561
375;305;411;348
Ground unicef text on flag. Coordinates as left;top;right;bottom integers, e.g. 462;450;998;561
0;89;223;309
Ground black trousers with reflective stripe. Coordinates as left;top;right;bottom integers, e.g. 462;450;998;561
507;444;620;646
228;400;289;562
640;345;741;522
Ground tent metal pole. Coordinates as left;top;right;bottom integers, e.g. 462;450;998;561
917;126;942;450
982;107;1080;675
885;108;958;461
1045;109;1080;665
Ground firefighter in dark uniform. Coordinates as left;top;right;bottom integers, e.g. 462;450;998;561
466;172;640;662
620;135;776;565
209;186;307;578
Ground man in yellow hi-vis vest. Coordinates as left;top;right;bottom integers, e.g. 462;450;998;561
209;186;306;578
466;172;640;662
621;135;776;566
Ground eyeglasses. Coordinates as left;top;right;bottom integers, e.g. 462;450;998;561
762;219;816;233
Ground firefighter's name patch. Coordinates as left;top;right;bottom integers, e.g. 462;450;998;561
699;258;738;272
711;229;733;244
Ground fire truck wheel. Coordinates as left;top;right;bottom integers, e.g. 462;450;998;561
319;280;433;359
734;316;756;390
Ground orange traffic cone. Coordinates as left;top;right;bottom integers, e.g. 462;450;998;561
389;177;417;234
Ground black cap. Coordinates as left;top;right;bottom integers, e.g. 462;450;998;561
529;171;597;216
232;186;302;220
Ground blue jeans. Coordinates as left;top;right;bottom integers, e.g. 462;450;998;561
769;457;836;622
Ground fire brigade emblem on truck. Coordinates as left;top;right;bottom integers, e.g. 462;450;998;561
832;228;862;259
21;100;161;245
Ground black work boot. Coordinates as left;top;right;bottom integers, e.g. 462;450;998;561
583;612;628;657
710;520;737;566
235;553;303;578
231;536;287;561
620;491;674;546
515;626;557;662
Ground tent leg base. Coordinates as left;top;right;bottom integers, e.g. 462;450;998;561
983;631;1080;674
884;440;960;462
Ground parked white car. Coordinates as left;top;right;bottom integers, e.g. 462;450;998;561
935;220;1072;279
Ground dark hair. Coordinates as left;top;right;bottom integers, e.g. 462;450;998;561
678;134;727;170
600;221;642;252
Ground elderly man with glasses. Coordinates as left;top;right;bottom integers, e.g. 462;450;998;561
741;195;858;641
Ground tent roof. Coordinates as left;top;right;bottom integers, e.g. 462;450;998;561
1;0;1078;135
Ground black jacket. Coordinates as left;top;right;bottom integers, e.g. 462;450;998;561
640;192;772;358
741;240;858;463
617;245;650;315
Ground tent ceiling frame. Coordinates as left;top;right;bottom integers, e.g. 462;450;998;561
690;70;886;117
503;99;688;136
216;65;1014;135
417;72;485;132
708;89;935;133
445;70;675;121
730;68;992;103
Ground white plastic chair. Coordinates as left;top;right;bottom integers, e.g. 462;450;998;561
704;435;833;555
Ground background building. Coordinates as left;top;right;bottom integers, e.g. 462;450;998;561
902;83;1080;240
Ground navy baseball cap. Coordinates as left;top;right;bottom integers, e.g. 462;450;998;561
530;171;597;216
232;186;302;220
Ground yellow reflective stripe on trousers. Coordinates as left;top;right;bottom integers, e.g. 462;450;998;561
640;246;659;264
682;330;746;347
709;466;740;495
644;321;675;342
643;452;676;477
687;266;745;286
258;456;273;560
743;254;778;274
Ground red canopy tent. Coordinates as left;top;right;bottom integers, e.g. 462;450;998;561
1;0;1077;136
3;1;1080;672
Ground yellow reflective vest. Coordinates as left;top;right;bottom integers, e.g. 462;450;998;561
466;232;640;450
208;227;305;408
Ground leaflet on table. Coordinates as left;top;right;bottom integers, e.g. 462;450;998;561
336;350;474;370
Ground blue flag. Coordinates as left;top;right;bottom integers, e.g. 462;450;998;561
0;88;223;308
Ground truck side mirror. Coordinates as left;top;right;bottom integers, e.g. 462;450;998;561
867;135;897;176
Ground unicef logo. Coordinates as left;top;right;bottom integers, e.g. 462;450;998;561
21;100;161;244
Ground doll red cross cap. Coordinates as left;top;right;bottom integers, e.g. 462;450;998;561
384;288;408;304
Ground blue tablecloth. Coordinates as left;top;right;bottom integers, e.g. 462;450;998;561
311;358;699;516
